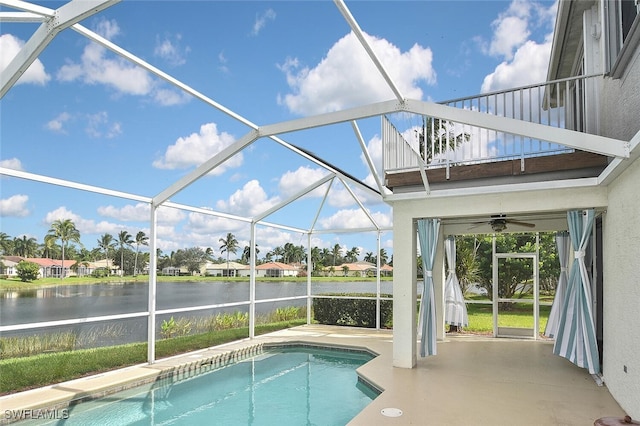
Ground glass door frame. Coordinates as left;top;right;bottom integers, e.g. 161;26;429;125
492;252;539;339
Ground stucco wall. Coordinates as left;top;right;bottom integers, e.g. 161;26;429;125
598;37;640;418
600;44;640;140
602;153;640;418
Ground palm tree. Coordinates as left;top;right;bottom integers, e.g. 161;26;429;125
219;232;238;277
205;247;214;260
13;235;38;257
41;234;58;259
241;244;259;264
416;116;471;164
97;233;115;275
308;246;322;275
363;251;375;263
47;219;81;279
331;244;342;266
271;246;284;263
0;232;11;255
133;231;149;276
346;246;360;263
117;231;134;276
378;248;389;266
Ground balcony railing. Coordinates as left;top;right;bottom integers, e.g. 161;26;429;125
383;74;603;177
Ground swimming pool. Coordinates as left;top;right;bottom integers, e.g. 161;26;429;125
30;345;379;425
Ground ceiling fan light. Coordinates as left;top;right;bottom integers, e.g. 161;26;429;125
491;220;507;232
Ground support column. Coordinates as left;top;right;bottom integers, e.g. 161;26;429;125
147;203;158;364
249;222;256;339
393;213;417;368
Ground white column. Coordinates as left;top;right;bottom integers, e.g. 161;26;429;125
249;222;256;339
376;231;381;330
147;203;158;364
393;212;417;368
307;232;312;325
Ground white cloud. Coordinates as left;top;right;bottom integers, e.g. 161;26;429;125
487;1;532;59
57;19;156;97
481;38;552;92
0;194;30;217
57;41;154;96
319;208;392;230
46;112;72;133
480;0;556;91
153;88;191;106
97;203;186;224
154;34;189;66
278;31;435;115
251;9;276;36
153;122;243;174
278;166;330;198
0;158;24;171
215;179;279;217
84;111;121;138
43;206;123;236
0;34;50;86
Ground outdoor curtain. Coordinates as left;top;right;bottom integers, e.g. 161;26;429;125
444;236;468;328
553;209;600;374
417;218;440;357
544;231;570;338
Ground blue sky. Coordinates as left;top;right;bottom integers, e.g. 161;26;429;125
0;0;557;260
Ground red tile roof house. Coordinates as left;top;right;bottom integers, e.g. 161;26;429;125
4;257;77;279
256;262;299;278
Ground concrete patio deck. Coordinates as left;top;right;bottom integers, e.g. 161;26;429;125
0;325;628;425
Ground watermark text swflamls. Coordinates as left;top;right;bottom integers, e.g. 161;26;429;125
4;409;69;421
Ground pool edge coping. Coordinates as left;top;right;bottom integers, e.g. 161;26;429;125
0;332;388;425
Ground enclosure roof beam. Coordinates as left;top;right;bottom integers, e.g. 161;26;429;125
253;174;335;223
0;0;119;98
0;167;150;203
334;0;404;102
403;99;629;158
153;130;260;206
351;120;388;196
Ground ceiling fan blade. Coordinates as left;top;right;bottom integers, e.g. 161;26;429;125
468;221;489;229
505;219;536;228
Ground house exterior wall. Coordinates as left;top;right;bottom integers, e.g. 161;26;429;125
599;38;640;418
603;155;640;419
600;44;640;141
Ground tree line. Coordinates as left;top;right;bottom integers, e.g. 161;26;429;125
0;220;391;278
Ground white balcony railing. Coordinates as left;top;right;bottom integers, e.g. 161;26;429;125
383;74;602;176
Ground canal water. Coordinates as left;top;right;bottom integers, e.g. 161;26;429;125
0;281;394;346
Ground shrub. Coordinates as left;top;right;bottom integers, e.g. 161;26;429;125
313;293;392;328
16;261;40;282
160;316;192;339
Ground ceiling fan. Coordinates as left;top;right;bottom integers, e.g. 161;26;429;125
470;214;536;232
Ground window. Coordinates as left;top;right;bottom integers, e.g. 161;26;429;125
605;0;640;76
621;0;639;41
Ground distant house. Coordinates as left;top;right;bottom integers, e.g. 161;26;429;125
0;256;22;277
203;261;249;277
78;259;120;277
333;261;393;277
24;258;76;278
256;262;299;278
161;266;184;276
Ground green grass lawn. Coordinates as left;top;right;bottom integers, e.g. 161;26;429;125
465;302;551;334
0;275;392;291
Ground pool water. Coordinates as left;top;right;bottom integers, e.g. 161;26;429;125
33;346;378;425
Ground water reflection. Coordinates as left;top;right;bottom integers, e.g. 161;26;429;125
0;281;393;346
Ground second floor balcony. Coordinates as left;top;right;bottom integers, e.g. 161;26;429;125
383;75;613;192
